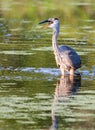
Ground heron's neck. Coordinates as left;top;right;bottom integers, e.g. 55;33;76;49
52;29;59;53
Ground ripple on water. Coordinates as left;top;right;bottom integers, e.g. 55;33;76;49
0;94;52;123
0;50;34;55
0;66;95;81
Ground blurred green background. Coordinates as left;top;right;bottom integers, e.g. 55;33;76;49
0;0;95;43
0;0;95;23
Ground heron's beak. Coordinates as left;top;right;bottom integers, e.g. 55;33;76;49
39;19;49;24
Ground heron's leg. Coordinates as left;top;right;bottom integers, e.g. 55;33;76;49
69;74;74;83
70;68;74;75
60;65;65;75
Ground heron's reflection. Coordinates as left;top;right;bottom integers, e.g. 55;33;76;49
50;75;81;130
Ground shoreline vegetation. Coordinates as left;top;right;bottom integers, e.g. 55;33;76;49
0;0;95;43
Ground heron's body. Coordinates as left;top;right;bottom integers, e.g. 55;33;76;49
54;45;81;70
39;18;81;75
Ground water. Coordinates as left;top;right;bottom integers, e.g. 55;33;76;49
0;40;95;130
0;1;95;130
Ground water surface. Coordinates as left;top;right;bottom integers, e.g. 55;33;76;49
0;1;95;130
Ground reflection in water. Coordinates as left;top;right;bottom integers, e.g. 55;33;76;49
50;75;81;130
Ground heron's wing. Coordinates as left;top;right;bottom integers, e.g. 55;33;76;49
59;45;81;69
60;50;73;68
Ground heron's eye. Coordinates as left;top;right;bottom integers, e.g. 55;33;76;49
49;21;53;25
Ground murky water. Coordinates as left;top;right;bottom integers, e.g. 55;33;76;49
0;34;95;130
0;1;95;130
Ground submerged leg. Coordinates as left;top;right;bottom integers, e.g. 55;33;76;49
70;68;74;75
69;68;74;82
60;65;65;75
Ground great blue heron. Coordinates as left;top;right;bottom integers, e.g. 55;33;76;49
39;18;81;75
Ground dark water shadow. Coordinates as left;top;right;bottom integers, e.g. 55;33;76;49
49;75;81;130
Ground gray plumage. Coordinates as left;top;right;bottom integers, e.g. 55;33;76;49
58;45;81;69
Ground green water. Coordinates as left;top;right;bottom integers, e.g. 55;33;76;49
0;35;95;130
0;0;95;130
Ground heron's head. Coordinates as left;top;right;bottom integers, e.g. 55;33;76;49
39;18;59;31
